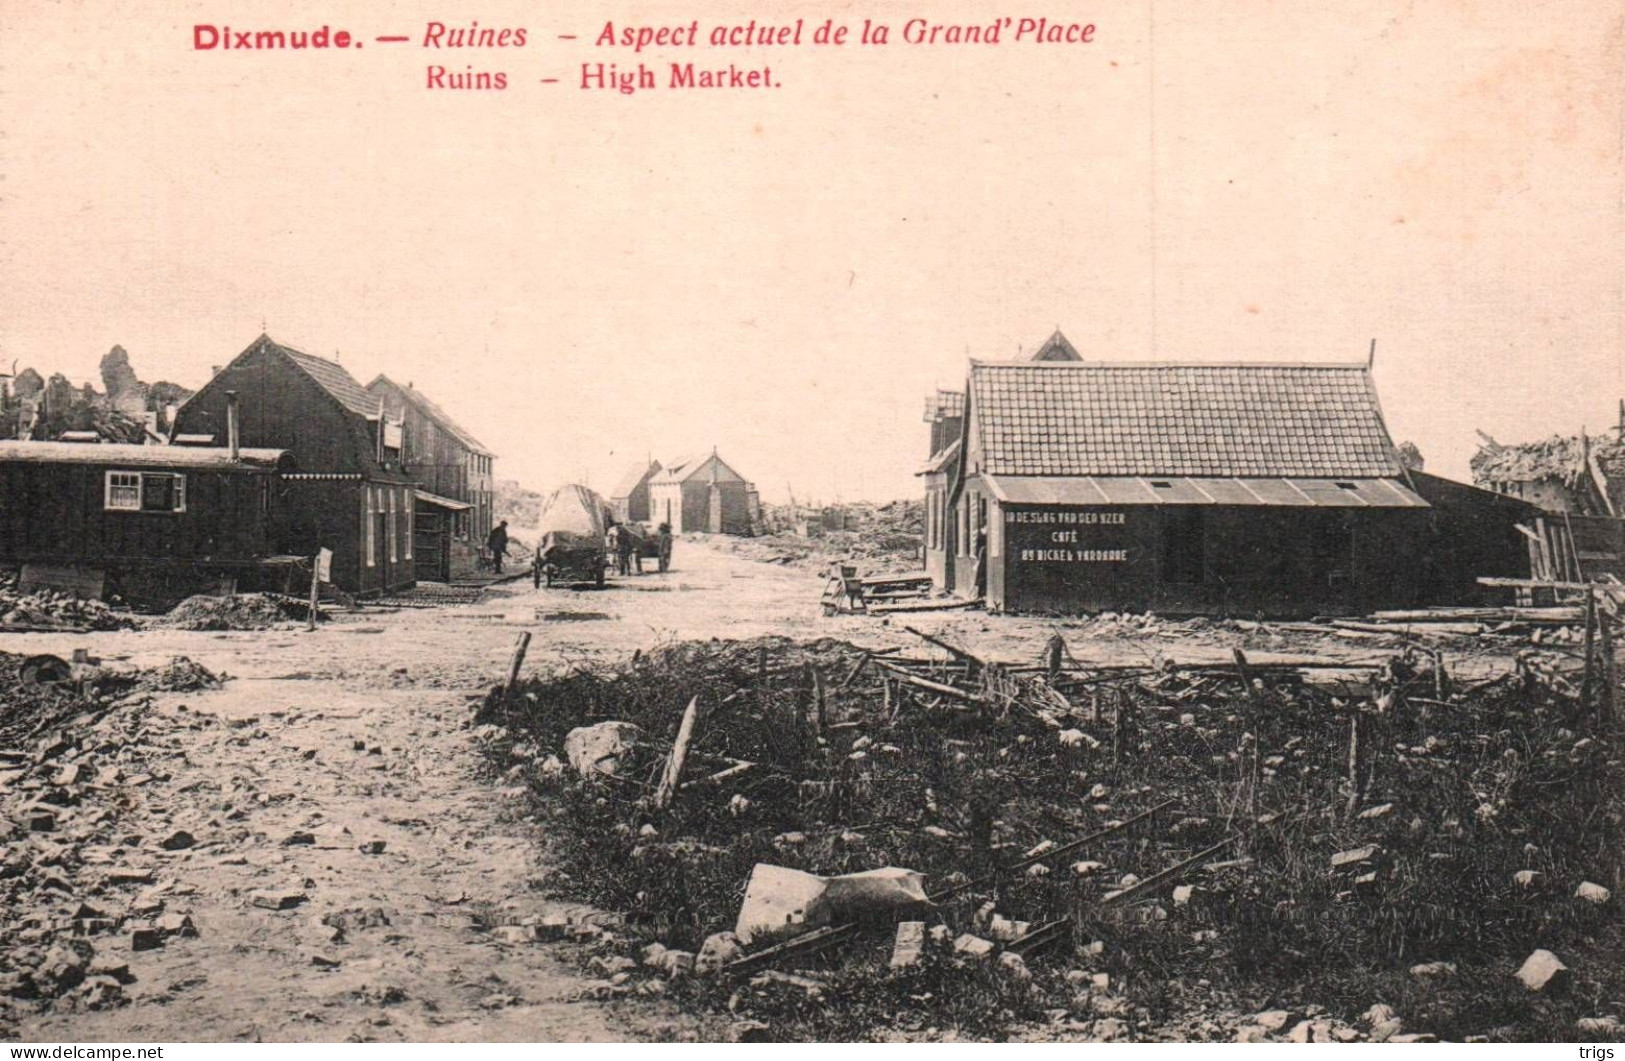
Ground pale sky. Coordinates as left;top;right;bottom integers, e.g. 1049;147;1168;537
3;0;1621;502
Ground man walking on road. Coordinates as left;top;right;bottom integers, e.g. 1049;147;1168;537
486;520;509;574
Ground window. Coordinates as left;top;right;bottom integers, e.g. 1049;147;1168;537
366;488;376;567
104;471;185;513
388;490;398;563
106;472;141;511
404;492;413;560
1161;508;1205;584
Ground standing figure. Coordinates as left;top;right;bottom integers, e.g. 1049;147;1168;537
608;522;632;577
486;520;509;574
657;522;673;573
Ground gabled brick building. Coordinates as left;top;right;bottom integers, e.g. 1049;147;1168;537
172;334;417;596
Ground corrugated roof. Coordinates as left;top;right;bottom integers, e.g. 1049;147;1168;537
415;490;472;511
984;474;1426;508
0;440;288;472
368;375;494;457
969;361;1402;478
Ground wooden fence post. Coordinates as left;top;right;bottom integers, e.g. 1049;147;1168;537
1234;649;1265;817
1599;610;1618;727
1582;590;1598;709
307;553;321;632
654;695;701;810
811;665;827;736
1344;711;1365;821
505;631;532;694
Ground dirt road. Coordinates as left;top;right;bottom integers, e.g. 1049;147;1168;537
4;540;1517;1041
5;542;839;1043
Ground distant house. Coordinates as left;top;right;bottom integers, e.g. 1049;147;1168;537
609;460;662;524
0;439;294;606
923;333;1534;616
919;389;965;589
367;375;495;582
171;334;417;596
647;451;757;535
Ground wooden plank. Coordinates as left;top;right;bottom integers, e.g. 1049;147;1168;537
1479;577;1603;591
725;923;861;976
873;662;978;703
1100;837;1237;907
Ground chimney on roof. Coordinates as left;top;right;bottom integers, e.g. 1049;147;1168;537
225;390;240;459
211;365;222;377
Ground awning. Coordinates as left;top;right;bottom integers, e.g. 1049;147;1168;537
414;490;472;512
982;475;1427;509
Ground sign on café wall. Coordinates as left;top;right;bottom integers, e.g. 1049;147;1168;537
1007;508;1131;564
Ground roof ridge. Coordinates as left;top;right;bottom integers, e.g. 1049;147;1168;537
970;359;1373;370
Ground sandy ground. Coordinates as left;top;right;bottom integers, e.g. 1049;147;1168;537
4;540;1521;1042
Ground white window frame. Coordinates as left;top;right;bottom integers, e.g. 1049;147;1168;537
366;487;376;567
388;489;398;563
404;491;414;560
104;470;186;513
105;471;142;511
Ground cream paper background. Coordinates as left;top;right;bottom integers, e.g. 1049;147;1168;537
2;0;1621;501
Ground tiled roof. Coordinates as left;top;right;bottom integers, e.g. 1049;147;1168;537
369;375;493;456
969;361;1402;478
271;340;379;419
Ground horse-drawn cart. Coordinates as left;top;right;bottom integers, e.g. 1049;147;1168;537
533;484;611;588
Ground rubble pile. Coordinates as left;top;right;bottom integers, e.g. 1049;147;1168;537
0;653;222;1032
476;634;1623;1041
0;574;136;632
719;500;927;574
156;593;305;631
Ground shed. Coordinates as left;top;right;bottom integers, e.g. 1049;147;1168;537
0;440;294;605
944;355;1437;617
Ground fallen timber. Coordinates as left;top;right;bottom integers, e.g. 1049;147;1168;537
478;623;1624;1036
1099;837;1238;907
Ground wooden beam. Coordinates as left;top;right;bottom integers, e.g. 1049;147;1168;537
873;662;978;702
1100;837;1237;907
